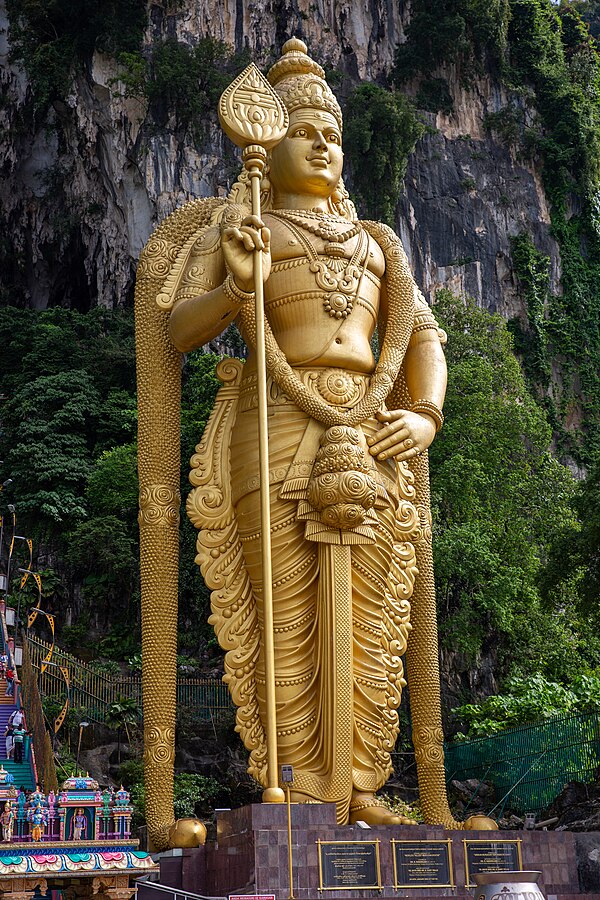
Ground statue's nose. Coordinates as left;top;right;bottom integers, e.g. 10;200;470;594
313;130;327;149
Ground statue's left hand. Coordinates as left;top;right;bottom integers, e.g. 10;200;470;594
367;409;436;462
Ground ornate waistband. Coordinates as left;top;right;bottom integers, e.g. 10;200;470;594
238;368;372;413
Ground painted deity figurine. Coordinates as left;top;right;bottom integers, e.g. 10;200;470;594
136;39;495;847
71;808;87;841
29;803;46;842
0;801;14;842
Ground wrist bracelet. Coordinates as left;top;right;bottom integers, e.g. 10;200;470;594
411;399;444;432
223;273;255;305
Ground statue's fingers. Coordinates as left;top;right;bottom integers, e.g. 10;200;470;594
262;227;271;250
394;446;420;462
369;423;409;450
376;408;405;423
242;214;265;229
221;226;243;244
370;432;405;454
240;226;265;251
240;232;256;251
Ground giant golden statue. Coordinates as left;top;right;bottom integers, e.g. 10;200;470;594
136;39;493;850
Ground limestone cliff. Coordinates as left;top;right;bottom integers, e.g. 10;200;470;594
0;0;557;324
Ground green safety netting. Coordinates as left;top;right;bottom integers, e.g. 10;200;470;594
444;711;600;814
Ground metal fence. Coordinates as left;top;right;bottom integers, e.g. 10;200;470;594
444;710;600;815
27;636;232;725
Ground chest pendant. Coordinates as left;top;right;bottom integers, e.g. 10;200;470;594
270;212;370;319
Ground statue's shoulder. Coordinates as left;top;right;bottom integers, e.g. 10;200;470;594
139;199;247;311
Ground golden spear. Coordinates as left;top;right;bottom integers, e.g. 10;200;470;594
218;65;288;803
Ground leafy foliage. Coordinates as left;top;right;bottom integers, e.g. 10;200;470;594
115;38;250;137
430;291;594;680
393;0;510;90
453;672;600;737
6;0;147;110
540;452;600;615
173;773;221;819
0;307;140;644
344;84;425;224
117;760;221;824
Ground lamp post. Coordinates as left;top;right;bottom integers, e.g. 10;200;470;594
76;721;89;775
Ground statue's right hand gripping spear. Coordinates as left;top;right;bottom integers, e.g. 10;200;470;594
218;65;289;804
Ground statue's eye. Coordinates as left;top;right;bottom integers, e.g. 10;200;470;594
327;132;341;144
293;128;308;137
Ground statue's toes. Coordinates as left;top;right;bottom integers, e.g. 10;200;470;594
349;802;417;827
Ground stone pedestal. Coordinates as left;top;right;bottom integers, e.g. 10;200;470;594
151;804;600;900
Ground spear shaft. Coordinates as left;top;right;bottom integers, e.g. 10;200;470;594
243;146;283;803
219;64;288;803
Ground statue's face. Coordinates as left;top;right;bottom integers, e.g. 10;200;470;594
270;108;343;198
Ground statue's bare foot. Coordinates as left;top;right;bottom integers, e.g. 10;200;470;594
349;793;416;826
463;814;497;830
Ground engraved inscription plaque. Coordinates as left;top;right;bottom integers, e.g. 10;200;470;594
464;840;523;886
392;840;454;888
317;840;381;890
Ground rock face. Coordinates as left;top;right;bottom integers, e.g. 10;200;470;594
0;0;556;321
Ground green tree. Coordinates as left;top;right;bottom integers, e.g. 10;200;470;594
3;370;99;527
453;671;600;737
431;291;580;677
344;84;425;223
540;452;600;617
105;696;142;762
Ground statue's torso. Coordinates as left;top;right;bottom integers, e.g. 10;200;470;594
256;213;385;373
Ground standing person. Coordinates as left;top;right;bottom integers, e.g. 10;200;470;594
5;668;14;697
164;39;446;827
12;725;25;764
8;709;23;729
4;726;13;761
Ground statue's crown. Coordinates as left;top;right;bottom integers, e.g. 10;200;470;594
267;38;342;129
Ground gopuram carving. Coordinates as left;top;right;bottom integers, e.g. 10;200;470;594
135;38;496;850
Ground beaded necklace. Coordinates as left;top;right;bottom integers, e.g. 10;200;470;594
270;208;362;244
268;212;368;319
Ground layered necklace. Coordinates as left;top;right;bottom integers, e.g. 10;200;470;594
269;209;368;319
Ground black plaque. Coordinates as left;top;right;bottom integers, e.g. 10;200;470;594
318;841;381;890
464;840;522;886
393;840;453;888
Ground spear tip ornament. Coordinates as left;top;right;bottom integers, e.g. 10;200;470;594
218;63;289;151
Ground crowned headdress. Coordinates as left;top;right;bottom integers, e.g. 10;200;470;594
267;38;343;129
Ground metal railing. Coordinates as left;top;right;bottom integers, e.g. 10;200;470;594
445;710;600;815
137;879;226;900
27;636;232;724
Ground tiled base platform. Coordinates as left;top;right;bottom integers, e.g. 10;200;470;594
153;803;600;900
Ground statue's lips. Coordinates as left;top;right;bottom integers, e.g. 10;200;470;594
307;156;329;167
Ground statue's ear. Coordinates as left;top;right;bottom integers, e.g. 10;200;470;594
328;177;358;221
